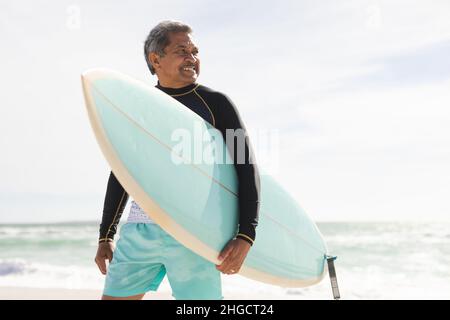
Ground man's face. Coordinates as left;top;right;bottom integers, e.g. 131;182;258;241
151;32;200;88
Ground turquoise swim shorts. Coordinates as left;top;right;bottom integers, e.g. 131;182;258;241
103;222;223;300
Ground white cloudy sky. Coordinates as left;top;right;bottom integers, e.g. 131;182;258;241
1;0;449;223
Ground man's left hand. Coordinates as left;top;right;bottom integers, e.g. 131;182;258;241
215;238;251;275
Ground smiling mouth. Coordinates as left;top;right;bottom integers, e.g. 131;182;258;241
182;65;197;73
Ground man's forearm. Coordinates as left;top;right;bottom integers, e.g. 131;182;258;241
234;138;261;245
99;171;129;243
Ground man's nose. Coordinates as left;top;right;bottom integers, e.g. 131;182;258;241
185;53;197;63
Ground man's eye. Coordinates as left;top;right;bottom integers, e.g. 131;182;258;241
175;49;198;56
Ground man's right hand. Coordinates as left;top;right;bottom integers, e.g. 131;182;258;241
95;241;115;275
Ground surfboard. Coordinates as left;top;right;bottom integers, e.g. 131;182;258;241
81;68;329;287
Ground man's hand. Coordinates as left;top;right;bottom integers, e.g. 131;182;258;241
95;241;115;275
215;238;251;275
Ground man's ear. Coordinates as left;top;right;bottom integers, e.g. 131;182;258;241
149;52;160;71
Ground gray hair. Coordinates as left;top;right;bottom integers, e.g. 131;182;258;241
144;20;193;75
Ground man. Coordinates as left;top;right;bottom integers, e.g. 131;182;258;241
95;20;260;300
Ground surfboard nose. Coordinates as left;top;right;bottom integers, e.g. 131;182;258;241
81;68;119;81
81;69;111;94
80;73;88;90
81;71;94;97
81;68;100;83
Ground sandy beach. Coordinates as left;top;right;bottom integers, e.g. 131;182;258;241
0;286;172;300
0;286;294;300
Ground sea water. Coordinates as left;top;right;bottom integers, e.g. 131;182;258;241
1;221;449;299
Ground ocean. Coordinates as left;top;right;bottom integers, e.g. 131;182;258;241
1;221;449;299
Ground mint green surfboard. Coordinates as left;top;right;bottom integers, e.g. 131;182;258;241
82;68;328;287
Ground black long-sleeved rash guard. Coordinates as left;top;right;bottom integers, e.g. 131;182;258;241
99;82;261;246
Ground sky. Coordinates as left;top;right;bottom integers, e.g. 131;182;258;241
1;0;450;223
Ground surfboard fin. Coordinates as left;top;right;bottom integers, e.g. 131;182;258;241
326;255;341;300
